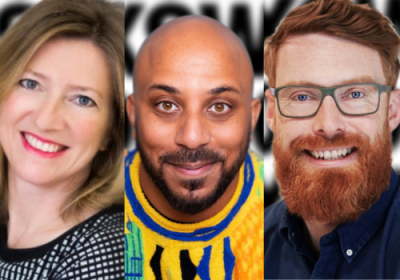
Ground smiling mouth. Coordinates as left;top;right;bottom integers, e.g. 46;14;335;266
306;148;355;160
22;132;67;153
168;162;216;177
171;162;214;170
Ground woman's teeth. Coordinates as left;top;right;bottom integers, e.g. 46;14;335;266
25;134;64;153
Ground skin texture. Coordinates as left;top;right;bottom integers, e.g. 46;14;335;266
0;39;111;248
127;16;261;223
266;33;400;252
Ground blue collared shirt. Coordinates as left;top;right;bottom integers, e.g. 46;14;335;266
264;169;400;279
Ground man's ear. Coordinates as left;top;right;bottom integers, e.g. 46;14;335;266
126;93;137;139
250;97;262;133
388;89;400;132
265;89;275;132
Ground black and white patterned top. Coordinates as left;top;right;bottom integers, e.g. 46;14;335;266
0;205;124;280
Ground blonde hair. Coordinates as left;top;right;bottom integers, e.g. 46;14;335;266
264;0;400;88
0;0;124;221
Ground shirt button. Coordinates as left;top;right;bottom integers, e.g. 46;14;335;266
346;249;353;256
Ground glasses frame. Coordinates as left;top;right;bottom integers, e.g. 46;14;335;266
271;83;393;118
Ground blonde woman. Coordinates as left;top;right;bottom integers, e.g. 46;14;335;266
0;0;124;278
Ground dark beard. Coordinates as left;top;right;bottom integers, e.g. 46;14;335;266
273;123;392;224
137;139;248;215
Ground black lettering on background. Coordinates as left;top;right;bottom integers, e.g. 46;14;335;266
231;4;263;75
125;5;143;76
0;4;30;35
200;4;218;20
147;4;191;33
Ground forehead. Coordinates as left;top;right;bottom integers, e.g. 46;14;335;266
275;33;386;88
26;39;110;89
135;33;252;97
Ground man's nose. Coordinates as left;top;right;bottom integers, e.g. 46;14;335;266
34;97;65;132
312;96;346;138
175;112;211;149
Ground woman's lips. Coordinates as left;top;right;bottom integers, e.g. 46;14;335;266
21;132;68;158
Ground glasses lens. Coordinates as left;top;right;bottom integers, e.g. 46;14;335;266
334;84;379;115
278;87;322;117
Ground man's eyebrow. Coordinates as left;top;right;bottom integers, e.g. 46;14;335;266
209;86;240;95
282;75;377;88
148;84;241;95
148;84;181;94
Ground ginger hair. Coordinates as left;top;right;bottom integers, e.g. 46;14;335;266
264;0;400;88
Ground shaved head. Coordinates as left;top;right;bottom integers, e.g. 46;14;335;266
127;15;260;222
134;15;253;97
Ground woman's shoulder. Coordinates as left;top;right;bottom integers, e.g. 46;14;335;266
65;204;124;248
48;205;124;278
53;204;124;255
78;204;124;234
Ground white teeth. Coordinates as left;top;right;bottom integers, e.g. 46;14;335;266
324;151;331;160
309;148;353;160
24;133;64;153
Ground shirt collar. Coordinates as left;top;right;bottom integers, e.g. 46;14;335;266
278;169;399;262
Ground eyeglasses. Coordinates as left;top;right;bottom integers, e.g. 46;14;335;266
271;83;392;118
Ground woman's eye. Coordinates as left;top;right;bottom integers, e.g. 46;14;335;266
19;79;39;90
75;95;96;107
209;103;230;113
157;101;178;112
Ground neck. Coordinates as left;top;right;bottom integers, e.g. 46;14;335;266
6;167;93;248
304;219;338;254
139;164;239;223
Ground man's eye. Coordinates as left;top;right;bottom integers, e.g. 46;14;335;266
209;103;230;113
19;79;39;90
74;95;96;107
295;94;310;101
157;101;178;112
349;91;364;98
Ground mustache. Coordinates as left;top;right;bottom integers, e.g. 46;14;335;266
289;132;370;154
159;148;225;164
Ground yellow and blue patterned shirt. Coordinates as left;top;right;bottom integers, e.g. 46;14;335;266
125;150;264;280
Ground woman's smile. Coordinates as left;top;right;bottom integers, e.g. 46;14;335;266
21;132;68;157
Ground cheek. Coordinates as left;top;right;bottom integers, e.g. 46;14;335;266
0;94;24;134
275;117;307;149
211;119;248;149
69;114;108;151
137;116;176;150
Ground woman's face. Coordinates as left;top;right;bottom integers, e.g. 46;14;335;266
0;39;111;187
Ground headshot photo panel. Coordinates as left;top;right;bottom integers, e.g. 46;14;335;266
4;0;400;279
125;0;264;279
0;0;124;279
264;0;400;279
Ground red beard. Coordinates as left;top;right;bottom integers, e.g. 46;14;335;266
273;125;392;224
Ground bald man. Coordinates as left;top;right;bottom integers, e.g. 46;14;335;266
125;16;263;279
